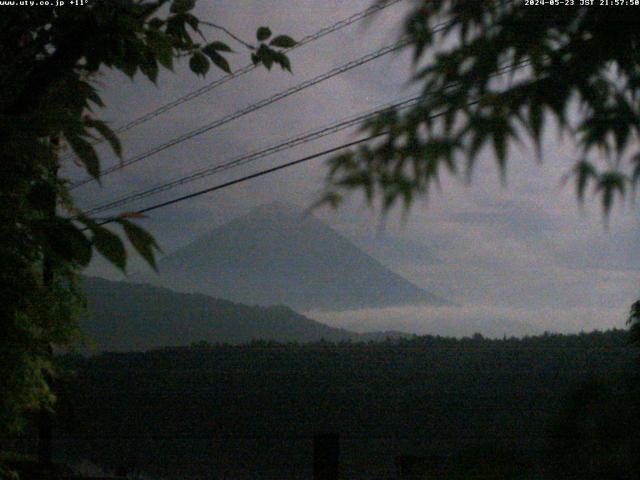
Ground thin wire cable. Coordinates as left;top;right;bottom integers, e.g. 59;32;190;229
69;37;412;190
78;60;532;227
83;105;478;229
60;0;407;162
70;22;452;190
83;97;422;215
87;134;385;228
83;60;530;216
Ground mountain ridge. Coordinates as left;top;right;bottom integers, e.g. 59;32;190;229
80;276;412;351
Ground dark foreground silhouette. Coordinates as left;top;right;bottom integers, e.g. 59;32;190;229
10;329;640;479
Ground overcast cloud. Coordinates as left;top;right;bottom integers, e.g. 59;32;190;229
74;0;640;336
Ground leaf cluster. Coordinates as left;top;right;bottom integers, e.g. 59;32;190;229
0;0;295;443
627;300;640;346
250;27;296;72
323;1;640;218
1;0;296;277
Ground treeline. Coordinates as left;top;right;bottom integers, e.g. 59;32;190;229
46;329;640;479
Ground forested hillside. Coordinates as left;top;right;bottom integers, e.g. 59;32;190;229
80;277;408;351
50;330;639;479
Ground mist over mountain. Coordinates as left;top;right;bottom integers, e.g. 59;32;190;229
80;277;410;351
134;203;447;311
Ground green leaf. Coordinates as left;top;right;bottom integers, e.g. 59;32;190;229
120;58;138;78
269;35;296;48
202;43;232;73
148;18;164;30
596;171;627;219
84;118;122;158
573;160;597;204
628;300;640;346
631;153;640;193
256;26;272;42
628;300;640;326
203;41;233;53
528;103;543;159
140;53;160;84
280;55;291;73
92;225;127;271
206;50;231;74
166;15;188;40
65;134;100;180
170;0;195;14
117;218;161;271
271;50;292;72
137;0;165;19
183;13;199;31
147;30;174;70
83;82;104;108
44;218;92;267
75;214;99;231
189;51;210;76
311;191;343;211
119;42;143;78
257;45;274;70
492;128;508;182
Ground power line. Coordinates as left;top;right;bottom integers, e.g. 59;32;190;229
81;59;531;226
60;0;407;162
83;97;423;216
77;133;391;231
112;0;406;133
70;22;452;190
83;60;530;216
75;136;380;227
69;37;412;189
93;134;385;226
84;107;459;227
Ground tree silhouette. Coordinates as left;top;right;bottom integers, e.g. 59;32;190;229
0;0;295;442
323;1;640;217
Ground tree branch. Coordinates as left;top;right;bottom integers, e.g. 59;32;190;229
199;21;254;50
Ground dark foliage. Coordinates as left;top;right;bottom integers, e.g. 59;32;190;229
324;1;640;218
27;329;637;479
0;0;294;445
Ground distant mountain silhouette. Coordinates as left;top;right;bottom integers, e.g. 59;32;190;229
80;277;410;351
134;203;447;311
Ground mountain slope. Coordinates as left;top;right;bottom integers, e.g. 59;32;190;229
137;203;447;311
80;277;407;351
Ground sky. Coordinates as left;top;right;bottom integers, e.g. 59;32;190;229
70;0;640;337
